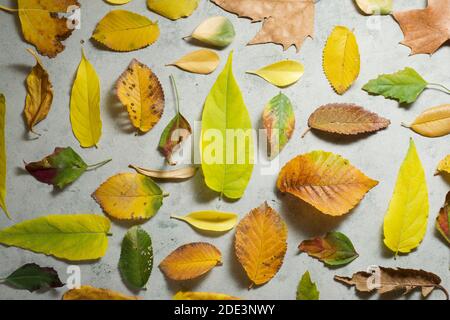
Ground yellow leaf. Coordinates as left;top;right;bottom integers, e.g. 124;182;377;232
384;139;429;255
93;173;167;220
105;0;132;5
63;285;138;300
168;49;220;74
403;104;450;138
171;211;238;232
247;60;304;87
116;59;165;133
147;0;199;20
70;50;101;148
235;202;287;287
159;242;222;280
0;94;9;218
277;151;378;216
436;154;450;175
129;165;198;180
323;26;360;94
173;291;240;300
91;10;159;52
24;49;53;133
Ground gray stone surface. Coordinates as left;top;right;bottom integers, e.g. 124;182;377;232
0;0;448;300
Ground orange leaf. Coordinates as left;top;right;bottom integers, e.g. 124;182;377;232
436;192;450;245
63;285;138;300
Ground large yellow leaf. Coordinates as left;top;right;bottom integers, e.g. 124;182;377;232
173;291;240;300
168;49;220;75
384;139;429;255
277;151;378;216
0;94;9;218
323;26;360;94
159;242;222;280
235;202;287;287
63;285;138;300
171;211;238;232
403;104;450;138
436;154;450;175
116;59;165;133
247;60;304;87
147;0;199;20
92;10;159;52
70;50;101;148
93;173;167;220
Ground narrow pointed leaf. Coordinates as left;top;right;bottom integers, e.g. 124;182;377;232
403;104;450;138
3;263;63;292
296;271;319;300
169;50;220;74
0;94;9;218
436;192;450;245
171;211;238;232
190;16;235;47
129;165;198;180
63;285;138;300
174;291;240;300
247;60;304;87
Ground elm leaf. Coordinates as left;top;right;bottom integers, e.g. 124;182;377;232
2;263;63;292
296;271;319;300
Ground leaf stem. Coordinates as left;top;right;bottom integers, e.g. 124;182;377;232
0;5;18;13
170;74;181;114
86;159;112;171
163;192;170;198
427;82;450;94
436;284;449;300
301;127;311;138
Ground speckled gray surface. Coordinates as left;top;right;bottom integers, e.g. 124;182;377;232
0;0;449;300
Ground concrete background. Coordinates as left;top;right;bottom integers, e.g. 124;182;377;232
0;0;449;300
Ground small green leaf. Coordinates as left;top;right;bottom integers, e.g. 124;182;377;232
3;263;63;292
296;271;319;300
119;226;153;289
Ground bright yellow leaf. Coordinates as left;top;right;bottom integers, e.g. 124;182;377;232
384;139;429;255
323;26;360;94
173;291;240;300
247;60;304;87
168;49;220;75
436;155;450;175
104;0;132;5
171;211;238;232
403;104;450;138
0;94;9;218
147;0;199;20
63;285;138;300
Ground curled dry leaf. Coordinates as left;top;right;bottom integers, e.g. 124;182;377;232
116;59;165;133
93;173;167;220
436;154;450;175
306;103;390;136
335;267;449;300
171;211;238;232
3;263;63;292
296;271;319;300
63;285;138;300
247;60;304;87
402;104;450;138
235;202;287;287
174;291;240;300
168;50;220;75
277;151;378;216
189;16;235;48
436;192;450;245
0;94;9;218
92;10;159;52
159;242;222;281
147;0;199;20
323;26;360;94
355;0;392;15
129;165;198;180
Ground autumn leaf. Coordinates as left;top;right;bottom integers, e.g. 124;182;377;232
0;214;110;261
129;165;198;180
168;50;220;75
235;202;287;287
277;151;378;216
105;0;132;4
171;211;238;232
189;16;235;48
147;0;199;20
23;49;53;133
174;291;240;300
436;192;450;245
355;0;392;15
335;267;449;300
247;61;304;87
25;147;111;189
296;271;319;300
436;155;450;175
305;103;390;136
93;173;167;220
262;93;295;159
402;104;450;138
92;10;159;52
116;59;165;133
159;242;222;280
158;75;192;165
393;0;450;55
63;285;138;300
0;94;9;218
323;26;360;94
212;0;314;51
1;263;63;292
384;139;429;255
298;231;359;266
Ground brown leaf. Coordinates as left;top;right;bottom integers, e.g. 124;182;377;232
129;164;198;180
335;267;449;300
393;0;450;55
62;285;138;300
211;0;314;52
306;103;390;136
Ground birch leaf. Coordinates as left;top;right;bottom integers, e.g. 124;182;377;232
23;49;53;133
168;50;220;75
70;50;101;148
436;155;450;175
2;263;63;292
262;93;295;159
190;16;235;48
403;104;450;138
159;242;222;280
247;60;304;87
129;165;198;180
277;151;378;216
355;0;392;15
323;26;360;94
383;139;429;255
296;271;319;300
235;202;287;287
147;0;199;20
0;94;9;218
174;291;240;300
171;211;238;232
93;173;167;220
436;192;450;245
63;285;138;300
0;214;110;261
92;10;159;52
116;59;165;133
201;52;254;199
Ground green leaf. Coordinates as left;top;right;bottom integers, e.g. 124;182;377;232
200;52;254;199
362;67;427;104
3;263;63;292
296;271;319;300
0;214;111;261
0;94;9;218
298;231;359;266
119;226;153;289
263;93;295;159
190;16;235;48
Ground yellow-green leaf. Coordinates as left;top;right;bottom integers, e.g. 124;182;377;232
0;214;110;261
436;155;450;176
0;94;9;218
402;104;450;138
147;0;199;20
171;211;238;232
190;16;236;48
383;139;429;255
173;291;240;300
323;26;360;94
168;50;220;75
92;10;159;52
70;50;102;148
355;0;392;15
247;60;304;87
